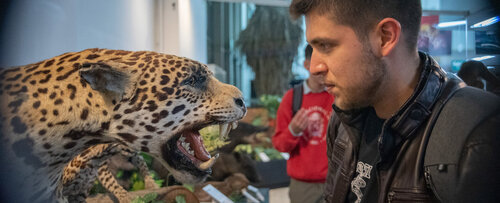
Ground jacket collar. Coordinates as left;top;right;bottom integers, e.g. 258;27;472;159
333;52;447;139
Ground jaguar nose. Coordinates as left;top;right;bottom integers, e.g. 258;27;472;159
234;98;246;113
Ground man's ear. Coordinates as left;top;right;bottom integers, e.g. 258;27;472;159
375;18;401;56
79;61;137;103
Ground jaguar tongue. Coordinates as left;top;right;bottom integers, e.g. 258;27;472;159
183;130;211;162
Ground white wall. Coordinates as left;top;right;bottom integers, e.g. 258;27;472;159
179;0;208;64
157;0;180;56
0;0;156;67
158;0;207;64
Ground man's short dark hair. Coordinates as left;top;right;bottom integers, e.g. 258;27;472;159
305;44;313;60
290;0;422;51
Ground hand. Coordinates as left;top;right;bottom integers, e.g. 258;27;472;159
289;108;309;135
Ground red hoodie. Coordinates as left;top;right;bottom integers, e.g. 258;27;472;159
272;86;334;182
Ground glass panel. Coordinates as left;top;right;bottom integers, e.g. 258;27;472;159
419;12;468;72
207;2;304;106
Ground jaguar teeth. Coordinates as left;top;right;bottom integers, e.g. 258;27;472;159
197;153;219;170
183;143;191;151
180;136;192;152
219;123;231;140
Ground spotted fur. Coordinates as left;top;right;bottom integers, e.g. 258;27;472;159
62;144;158;203
0;48;246;202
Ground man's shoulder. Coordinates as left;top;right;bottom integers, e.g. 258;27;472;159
436;71;499;122
440;86;500;120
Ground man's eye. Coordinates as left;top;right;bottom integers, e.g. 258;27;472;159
320;43;331;50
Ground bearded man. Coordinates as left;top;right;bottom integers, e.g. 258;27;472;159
289;0;500;202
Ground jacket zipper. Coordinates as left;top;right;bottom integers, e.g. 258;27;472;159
387;189;432;202
376;121;388;196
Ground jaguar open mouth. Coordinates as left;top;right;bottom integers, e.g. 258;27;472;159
161;121;238;177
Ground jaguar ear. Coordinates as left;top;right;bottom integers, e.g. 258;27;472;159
79;62;136;102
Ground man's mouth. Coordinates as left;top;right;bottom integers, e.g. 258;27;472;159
163;121;238;172
325;83;335;89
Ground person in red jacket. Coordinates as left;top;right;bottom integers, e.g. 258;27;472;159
272;45;334;203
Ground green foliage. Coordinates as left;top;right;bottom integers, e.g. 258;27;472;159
127;153;167;190
234;144;253;154
182;184;194;192
199;125;229;152
259;94;281;119
131;179;145;191
90;152;166;194
175;195;187;203
149;170;164;188
129;172;145;191
131;192;164;203
235;145;283;161
229;192;246;202
116;170;124;178
141;152;153;167
251;116;263;126
89;180;107;195
253;146;283;161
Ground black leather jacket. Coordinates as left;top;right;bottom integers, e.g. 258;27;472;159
323;52;500;203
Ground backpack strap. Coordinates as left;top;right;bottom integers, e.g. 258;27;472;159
424;86;500;201
292;83;303;116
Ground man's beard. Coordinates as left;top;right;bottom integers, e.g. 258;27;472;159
336;48;387;110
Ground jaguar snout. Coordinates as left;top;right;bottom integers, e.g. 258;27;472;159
234;97;246;114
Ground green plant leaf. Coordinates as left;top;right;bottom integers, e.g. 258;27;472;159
154;179;164;187
131;196;144;203
131;181;145;191
132;172;139;181
140;152;153;167
143;193;158;202
116;170;124;178
182;184;194;192
175;195;186;203
252;117;262;126
258;94;282;119
89;180;107;195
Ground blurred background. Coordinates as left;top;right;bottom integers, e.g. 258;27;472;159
2;0;498;105
0;0;498;202
1;0;499;104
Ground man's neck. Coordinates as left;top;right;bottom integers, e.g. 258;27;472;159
373;51;422;119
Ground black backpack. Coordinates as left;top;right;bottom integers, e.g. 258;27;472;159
424;86;500;202
292;83;303;116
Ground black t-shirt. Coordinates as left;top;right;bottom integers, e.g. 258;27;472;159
347;108;385;203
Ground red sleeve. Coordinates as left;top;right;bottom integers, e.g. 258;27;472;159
272;89;301;152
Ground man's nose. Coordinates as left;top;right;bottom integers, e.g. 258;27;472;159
309;56;327;76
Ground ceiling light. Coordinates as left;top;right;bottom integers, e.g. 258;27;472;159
437;20;466;28
471;55;495;61
470;16;499;28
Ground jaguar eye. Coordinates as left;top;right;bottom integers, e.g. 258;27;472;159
188;77;196;86
182;73;207;89
198;75;206;84
182;76;198;86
